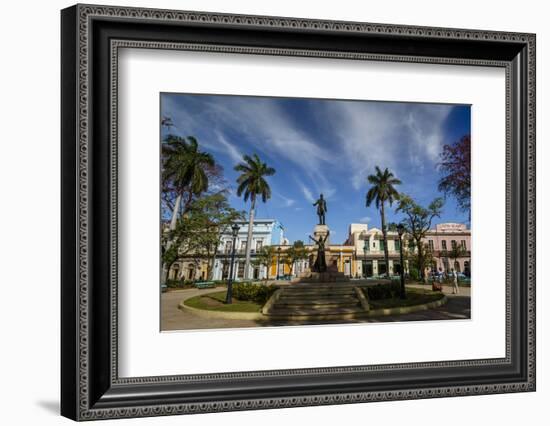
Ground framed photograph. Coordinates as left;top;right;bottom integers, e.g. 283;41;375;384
61;4;536;421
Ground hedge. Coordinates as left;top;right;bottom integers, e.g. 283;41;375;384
232;282;277;304
364;282;402;300
165;279;194;288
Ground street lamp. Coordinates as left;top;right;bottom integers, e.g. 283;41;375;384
225;223;240;304
396;223;406;299
276;247;282;280
363;236;369;272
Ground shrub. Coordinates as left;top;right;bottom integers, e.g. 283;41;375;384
408;267;420;281
232;282;277;304
364;282;401;300
165;279;194;288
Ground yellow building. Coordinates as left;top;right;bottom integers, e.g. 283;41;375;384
168;221;470;282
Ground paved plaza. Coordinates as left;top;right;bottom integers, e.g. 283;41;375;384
160;285;471;331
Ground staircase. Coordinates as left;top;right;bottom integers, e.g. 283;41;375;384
263;283;369;320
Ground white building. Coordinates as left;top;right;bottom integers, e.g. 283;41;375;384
212;219;281;280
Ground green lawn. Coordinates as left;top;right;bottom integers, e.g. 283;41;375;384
367;287;445;309
184;291;262;313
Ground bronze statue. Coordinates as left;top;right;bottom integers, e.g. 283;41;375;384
309;231;329;272
313;193;327;225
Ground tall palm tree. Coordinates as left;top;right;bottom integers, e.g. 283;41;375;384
162;135;215;227
234;154;276;279
161;135;214;283
366;166;401;278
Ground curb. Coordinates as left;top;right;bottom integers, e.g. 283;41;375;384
366;295;448;317
261;289;282;315
179;300;264;320
179;293;448;321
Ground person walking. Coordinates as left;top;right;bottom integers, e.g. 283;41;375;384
451;268;459;294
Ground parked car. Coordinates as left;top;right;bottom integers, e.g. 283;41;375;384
457;273;471;284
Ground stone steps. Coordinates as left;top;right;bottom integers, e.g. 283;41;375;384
283;284;357;291
278;294;357;301
267;306;367;319
264;284;368;319
274;301;361;309
280;291;356;297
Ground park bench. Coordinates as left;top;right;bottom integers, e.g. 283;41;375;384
194;281;216;289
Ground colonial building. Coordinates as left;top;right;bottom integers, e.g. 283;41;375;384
168;220;471;282
341;222;471;277
425;223;471;275
168;219;282;281
343;223;404;277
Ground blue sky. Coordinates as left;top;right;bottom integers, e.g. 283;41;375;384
161;93;470;244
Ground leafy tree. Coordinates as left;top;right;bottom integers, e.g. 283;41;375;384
160;135;216;284
438;134;471;217
366;166;401;278
396;195;444;280
252;246;277;281
161;193;244;281
234;154;276;279
186;194;244;280
443;243;467;274
282;240;309;276
407;242;435;282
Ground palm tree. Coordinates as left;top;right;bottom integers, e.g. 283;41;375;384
161;135;214;283
162;135;214;227
234;154;276;279
366;166;401;278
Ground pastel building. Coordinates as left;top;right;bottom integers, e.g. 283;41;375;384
344;223;404;277
212;219;281;280
168;220;470;281
270;222;471;279
168;219;282;281
425;223;471;275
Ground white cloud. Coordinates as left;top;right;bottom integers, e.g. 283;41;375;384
164;94;455;201
167;95;334;187
359;216;372;223
322;101;453;191
274;191;296;207
216;133;243;164
298;181;315;203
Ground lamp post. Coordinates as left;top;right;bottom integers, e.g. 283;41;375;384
397;223;406;299
276;247;282;280
225;223;240;304
363;237;369;278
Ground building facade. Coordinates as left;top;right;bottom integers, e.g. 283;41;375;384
425;223;471;275
168;219;281;281
343;223;404;278
168;220;471;282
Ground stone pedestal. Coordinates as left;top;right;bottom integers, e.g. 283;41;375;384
313;224;330;245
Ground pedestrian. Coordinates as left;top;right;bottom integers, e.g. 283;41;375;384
451;268;459;294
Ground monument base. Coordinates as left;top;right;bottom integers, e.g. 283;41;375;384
313;224;330;245
293;268;350;283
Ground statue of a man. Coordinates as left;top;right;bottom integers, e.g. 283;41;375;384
313;193;327;225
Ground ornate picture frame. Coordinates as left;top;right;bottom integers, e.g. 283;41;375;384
61;4;535;420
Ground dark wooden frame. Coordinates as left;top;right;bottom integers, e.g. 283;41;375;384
61;4;536;421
